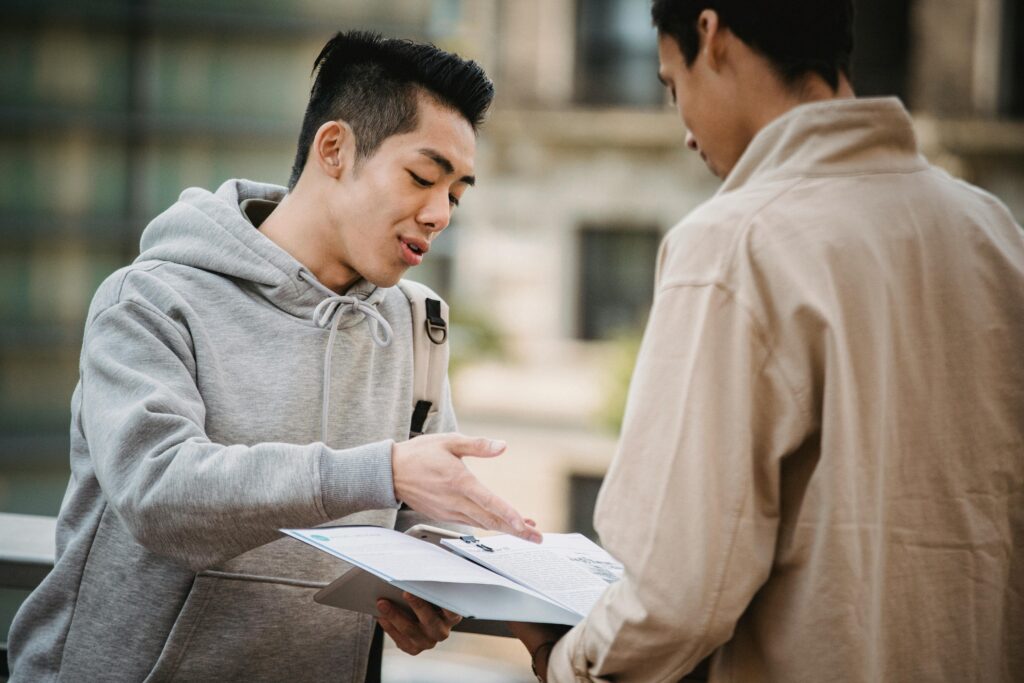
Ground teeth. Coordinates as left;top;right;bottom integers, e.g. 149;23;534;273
408;243;422;254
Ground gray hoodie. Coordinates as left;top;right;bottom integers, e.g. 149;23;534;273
8;179;455;682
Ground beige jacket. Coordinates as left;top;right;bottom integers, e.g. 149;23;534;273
549;98;1024;683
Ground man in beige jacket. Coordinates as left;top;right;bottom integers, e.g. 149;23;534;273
511;1;1024;681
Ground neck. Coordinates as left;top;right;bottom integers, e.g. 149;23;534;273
745;68;856;140
258;184;359;294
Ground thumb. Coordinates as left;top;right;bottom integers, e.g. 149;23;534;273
449;435;507;458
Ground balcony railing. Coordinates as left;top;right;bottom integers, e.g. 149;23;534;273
0;512;57;679
0;512;56;591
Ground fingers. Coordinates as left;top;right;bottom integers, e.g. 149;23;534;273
377;615;424;656
377;595;461;656
438;607;464;627
460;478;543;543
447;435;507;458
377;600;436;655
507;620;548;650
402;592;458;642
396;431;543;543
507;621;573;651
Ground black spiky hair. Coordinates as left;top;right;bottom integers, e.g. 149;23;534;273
288;30;494;189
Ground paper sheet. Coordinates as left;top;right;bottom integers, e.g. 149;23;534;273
442;533;623;615
283;526;538;590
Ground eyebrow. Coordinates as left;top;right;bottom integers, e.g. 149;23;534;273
418;148;475;186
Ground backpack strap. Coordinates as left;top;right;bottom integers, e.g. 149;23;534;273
396;280;450;438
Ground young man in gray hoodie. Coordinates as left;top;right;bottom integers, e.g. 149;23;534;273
8;31;539;682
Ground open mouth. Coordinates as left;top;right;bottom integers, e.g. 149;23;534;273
399;238;427;266
400;237;428;255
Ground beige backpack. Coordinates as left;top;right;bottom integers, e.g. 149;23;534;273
396;280;449;438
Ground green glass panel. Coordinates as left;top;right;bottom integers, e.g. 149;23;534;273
143;148;186;214
0;350;79;425
1;137;128;218
0;464;70;516
218;43;308;120
0;30;35;105
210;145;293;188
158;39;209;114
0;254;31;320
91;34;129;111
0;142;38;213
90;144;128;214
1;588;33;642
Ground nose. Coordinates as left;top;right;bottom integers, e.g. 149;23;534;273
417;191;451;233
685;131;699;152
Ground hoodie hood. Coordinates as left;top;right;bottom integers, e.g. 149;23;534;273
135;178;386;327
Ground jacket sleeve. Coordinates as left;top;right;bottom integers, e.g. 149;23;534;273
548;280;813;682
80;299;399;571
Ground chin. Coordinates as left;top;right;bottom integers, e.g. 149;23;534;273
365;270;407;289
703;158;725;179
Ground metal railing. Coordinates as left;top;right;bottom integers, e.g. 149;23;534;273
0;512;57;679
0;514;532;682
0;513;56;590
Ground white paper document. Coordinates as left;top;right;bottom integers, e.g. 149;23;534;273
441;533;623;616
281;525;623;631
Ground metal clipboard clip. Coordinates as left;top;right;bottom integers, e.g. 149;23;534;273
459;535;494;552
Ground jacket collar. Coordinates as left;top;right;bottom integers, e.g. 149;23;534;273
718;97;928;195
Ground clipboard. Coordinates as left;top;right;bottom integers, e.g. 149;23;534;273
314;523;514;636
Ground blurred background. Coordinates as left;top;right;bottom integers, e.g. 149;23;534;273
1;0;1021;680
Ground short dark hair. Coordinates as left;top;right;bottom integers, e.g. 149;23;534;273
288;31;494;190
651;0;854;91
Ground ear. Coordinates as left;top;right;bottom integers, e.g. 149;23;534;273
696;9;725;72
312;120;356;180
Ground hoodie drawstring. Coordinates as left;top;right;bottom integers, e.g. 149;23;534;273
311;294;393;443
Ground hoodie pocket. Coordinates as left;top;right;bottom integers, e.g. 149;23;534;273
144;574;375;683
57;505;198;682
143;574;219;682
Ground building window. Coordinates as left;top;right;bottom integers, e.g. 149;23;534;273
1003;0;1024;117
577;225;660;341
568;473;604;542
850;0;911;99
574;0;661;107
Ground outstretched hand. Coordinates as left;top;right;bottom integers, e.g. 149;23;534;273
391;433;542;543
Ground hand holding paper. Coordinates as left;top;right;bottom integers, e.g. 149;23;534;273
376;592;463;655
507;621;571;682
391;433;541;543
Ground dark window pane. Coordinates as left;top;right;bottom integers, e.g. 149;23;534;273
851;0;910;99
575;0;661;107
1004;0;1024;117
568;473;605;542
578;226;659;340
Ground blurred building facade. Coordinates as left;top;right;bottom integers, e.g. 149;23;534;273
1;0;1022;675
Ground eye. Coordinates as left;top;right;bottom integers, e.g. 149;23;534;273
449;194;460;208
657;75;676;104
408;171;433;188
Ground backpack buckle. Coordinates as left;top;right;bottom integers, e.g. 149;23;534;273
425;298;447;344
